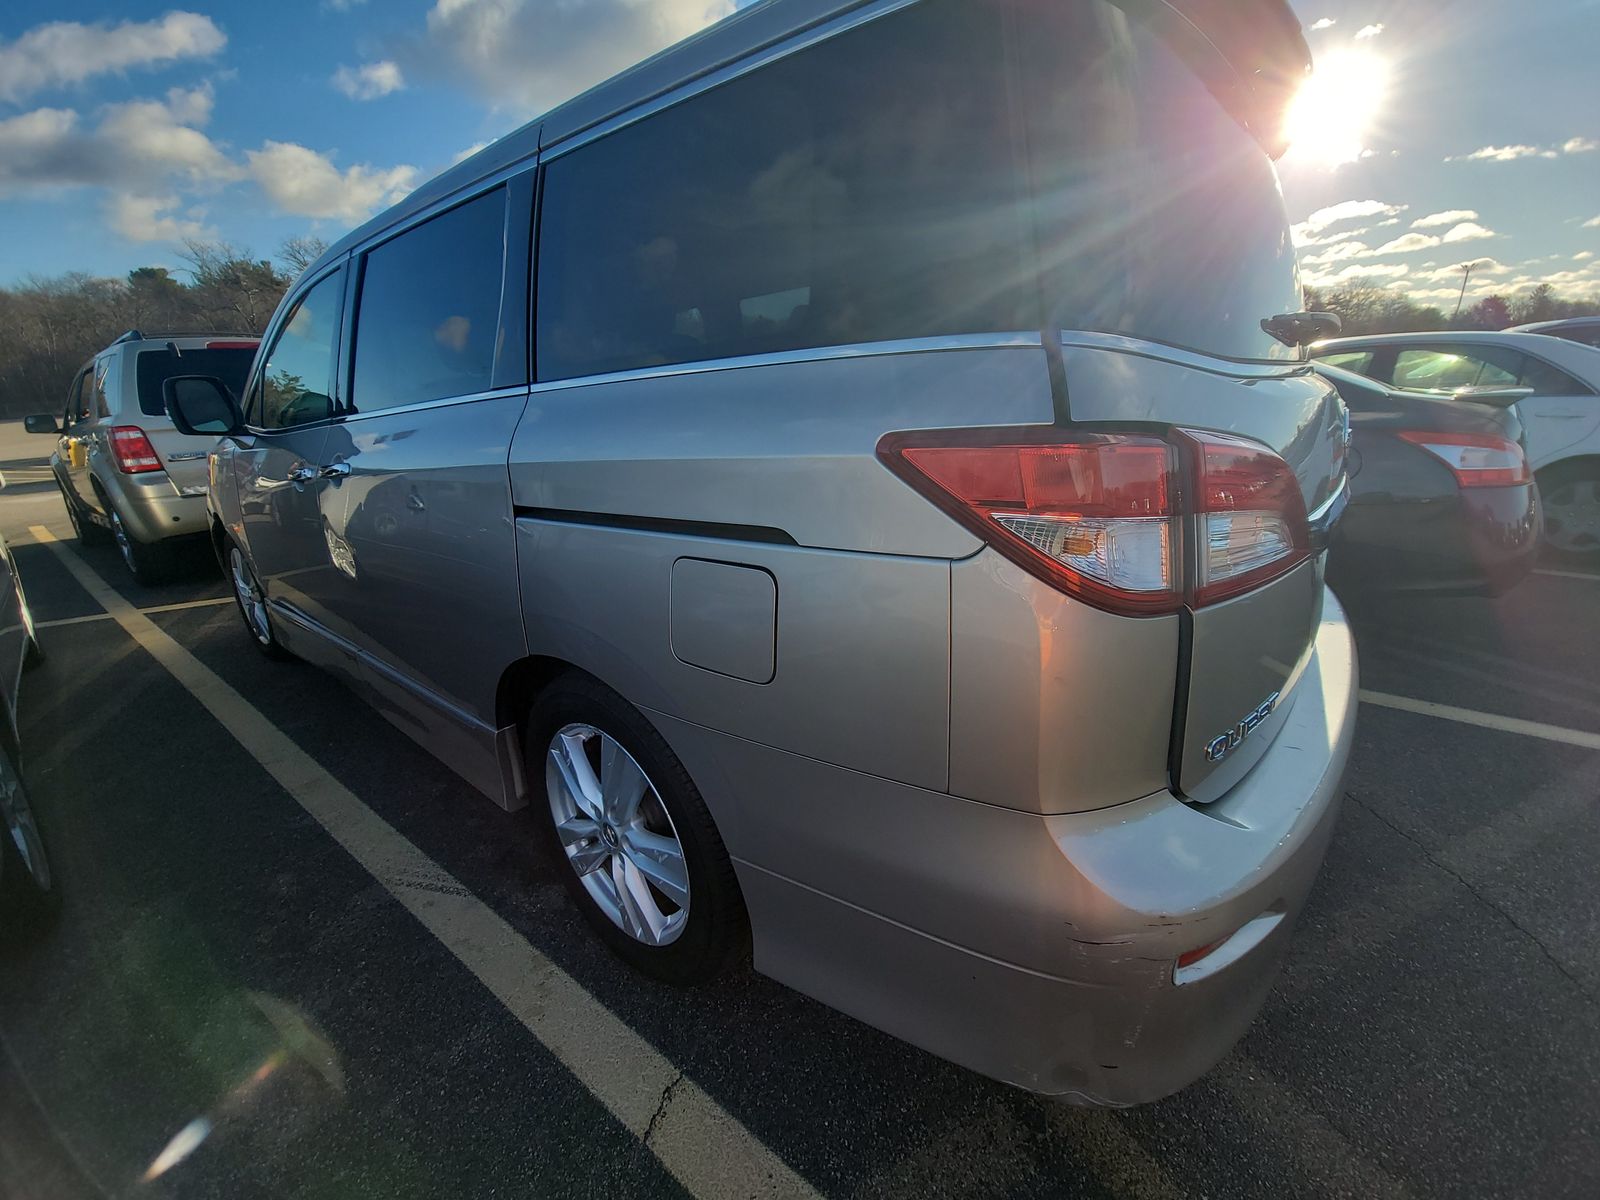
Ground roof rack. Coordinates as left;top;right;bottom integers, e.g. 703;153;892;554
112;330;144;345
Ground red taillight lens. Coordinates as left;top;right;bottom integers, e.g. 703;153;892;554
1396;431;1530;489
1186;431;1311;607
879;426;1313;616
109;426;164;474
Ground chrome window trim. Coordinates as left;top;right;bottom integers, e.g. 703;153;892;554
540;0;923;162
333;386;530;426
1057;330;1310;380
528;332;1045;393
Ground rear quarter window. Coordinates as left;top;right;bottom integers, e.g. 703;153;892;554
136;348;256;418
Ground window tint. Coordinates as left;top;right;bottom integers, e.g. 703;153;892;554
536;0;1036;380
257;271;343;429
1392;347;1519;392
351;189;506;412
136;348;255;417
1315;350;1376;376
1517;355;1592;396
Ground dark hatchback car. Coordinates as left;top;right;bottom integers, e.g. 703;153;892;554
1317;362;1541;595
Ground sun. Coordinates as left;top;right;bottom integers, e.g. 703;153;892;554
1282;48;1392;168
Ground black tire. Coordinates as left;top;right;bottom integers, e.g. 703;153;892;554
224;540;292;660
525;673;746;985
1538;461;1600;560
58;481;109;547
0;738;60;942
109;506;172;586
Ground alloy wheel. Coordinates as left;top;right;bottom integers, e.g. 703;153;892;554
0;749;51;893
545;724;690;947
230;547;272;646
111;510;135;572
1542;476;1600;555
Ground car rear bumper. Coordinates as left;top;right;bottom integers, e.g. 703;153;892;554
98;470;209;543
1330;485;1541;595
655;591;1358;1104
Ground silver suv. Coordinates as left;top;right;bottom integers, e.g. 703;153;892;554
167;0;1357;1105
27;331;259;583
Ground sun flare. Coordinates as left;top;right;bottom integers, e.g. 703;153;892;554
1283;49;1392;168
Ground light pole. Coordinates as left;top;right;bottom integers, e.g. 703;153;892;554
1453;260;1482;320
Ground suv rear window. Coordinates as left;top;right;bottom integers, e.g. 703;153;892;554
135;347;256;418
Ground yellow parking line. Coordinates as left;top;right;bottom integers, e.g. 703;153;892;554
1360;689;1600;751
30;525;818;1200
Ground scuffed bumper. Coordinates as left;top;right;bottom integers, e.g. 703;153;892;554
656;592;1358;1105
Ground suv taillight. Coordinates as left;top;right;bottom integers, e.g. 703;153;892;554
878;427;1311;616
109;426;164;474
1396;431;1530;489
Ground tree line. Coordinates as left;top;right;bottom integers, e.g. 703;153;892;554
0;238;325;418
1305;279;1598;338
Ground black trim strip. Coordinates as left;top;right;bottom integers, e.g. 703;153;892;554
513;506;798;546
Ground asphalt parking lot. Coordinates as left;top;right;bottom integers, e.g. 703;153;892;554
1;423;1597;1200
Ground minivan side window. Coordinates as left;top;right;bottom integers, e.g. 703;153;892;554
350;188;506;413
535;0;1035;381
256;271;343;429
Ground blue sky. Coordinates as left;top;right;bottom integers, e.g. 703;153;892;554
1;0;1597;308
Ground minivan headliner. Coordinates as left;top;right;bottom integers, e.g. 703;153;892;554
311;0;1309;279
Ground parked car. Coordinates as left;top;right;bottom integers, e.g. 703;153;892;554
0;489;53;937
25;331;260;584
1509;316;1600;349
1314;362;1541;595
1310;330;1600;556
165;0;1356;1105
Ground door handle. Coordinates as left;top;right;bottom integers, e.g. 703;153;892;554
320;461;352;479
287;464;318;483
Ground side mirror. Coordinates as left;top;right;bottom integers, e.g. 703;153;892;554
23;414;59;434
164;375;244;437
1450;384;1535;407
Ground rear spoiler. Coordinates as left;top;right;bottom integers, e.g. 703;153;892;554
1124;0;1312;158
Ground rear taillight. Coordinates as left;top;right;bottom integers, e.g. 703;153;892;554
109;426;164;474
1397;431;1530;489
878;427;1312;616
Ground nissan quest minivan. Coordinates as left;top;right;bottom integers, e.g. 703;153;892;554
166;0;1357;1105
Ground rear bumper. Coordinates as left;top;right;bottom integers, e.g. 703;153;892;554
1330;486;1541;595
657;591;1358;1104
97;469;210;543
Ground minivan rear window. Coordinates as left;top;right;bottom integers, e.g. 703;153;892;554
136;347;256;418
535;0;1301;380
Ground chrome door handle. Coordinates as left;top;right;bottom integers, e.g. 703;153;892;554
320;461;352;479
287;464;318;483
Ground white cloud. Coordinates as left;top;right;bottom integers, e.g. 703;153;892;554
1298;200;1407;237
0;12;225;104
1377;217;1400;226
1563;137;1599;155
333;60;404;100
1449;144;1557;162
1301;240;1371;266
107;193;215;242
1441;222;1497;244
1420;258;1510;283
325;0;369;9
0;85;238;194
246;141;418;222
452;140;492;164
1373;233;1442;256
1308;18;1336;31
1584;215;1600;228
1577;251;1596;262
406;0;735;113
1412;209;1479;229
1304;262;1409;286
1354;23;1385;39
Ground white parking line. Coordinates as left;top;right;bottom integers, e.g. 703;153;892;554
1360;689;1600;751
37;597;234;629
30;525;818;1200
1534;568;1600;582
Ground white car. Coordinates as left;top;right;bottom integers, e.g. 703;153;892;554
1312;330;1600;556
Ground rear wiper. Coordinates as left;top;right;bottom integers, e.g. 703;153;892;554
1261;311;1342;347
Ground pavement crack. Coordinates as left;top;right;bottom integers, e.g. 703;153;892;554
642;1069;685;1148
1349;791;1599;1009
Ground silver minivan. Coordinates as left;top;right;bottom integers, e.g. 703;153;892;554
167;0;1357;1105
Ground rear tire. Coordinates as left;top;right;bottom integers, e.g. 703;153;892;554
525;674;746;985
0;739;59;942
226;542;291;660
110;507;171;586
1539;461;1600;559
